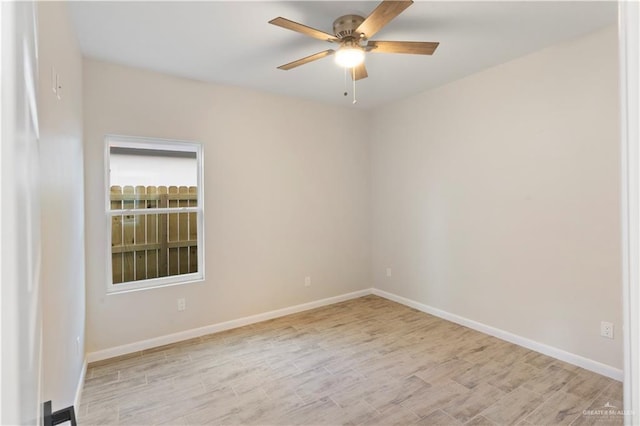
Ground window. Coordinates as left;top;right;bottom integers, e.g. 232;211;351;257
106;135;204;292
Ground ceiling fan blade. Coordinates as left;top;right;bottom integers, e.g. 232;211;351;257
356;0;413;39
269;17;338;42
351;63;368;81
367;40;439;55
277;50;336;70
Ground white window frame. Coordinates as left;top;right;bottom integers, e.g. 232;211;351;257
105;135;204;293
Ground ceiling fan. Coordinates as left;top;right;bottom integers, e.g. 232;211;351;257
269;0;439;81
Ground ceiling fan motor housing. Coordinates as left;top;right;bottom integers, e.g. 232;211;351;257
333;15;365;39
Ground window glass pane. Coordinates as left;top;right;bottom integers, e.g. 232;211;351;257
109;147;197;208
111;212;199;284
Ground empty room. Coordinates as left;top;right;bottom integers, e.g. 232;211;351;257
1;1;639;425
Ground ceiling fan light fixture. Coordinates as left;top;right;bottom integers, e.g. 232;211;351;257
335;45;365;68
270;0;440;87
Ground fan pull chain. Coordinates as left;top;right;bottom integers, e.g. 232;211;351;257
343;67;348;97
352;67;357;104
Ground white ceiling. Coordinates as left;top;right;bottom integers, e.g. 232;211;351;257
68;1;617;109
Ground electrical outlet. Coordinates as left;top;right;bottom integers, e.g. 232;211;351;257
177;298;186;311
600;321;614;339
305;276;311;287
386;267;392;277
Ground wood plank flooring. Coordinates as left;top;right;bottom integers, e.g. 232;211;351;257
78;295;623;425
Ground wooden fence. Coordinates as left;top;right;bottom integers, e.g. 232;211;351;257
110;185;198;284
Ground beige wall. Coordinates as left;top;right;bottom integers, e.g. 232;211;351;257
83;59;371;352
38;2;86;410
371;26;622;369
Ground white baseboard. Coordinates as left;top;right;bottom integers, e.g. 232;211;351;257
74;359;87;408
85;287;623;382
372;288;623;381
86;289;372;363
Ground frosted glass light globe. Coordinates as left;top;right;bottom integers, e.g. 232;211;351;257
335;46;365;68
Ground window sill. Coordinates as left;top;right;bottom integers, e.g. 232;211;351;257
107;273;204;295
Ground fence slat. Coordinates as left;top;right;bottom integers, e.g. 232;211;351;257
178;186;189;274
168;186;179;276
135;186;147;281
111;186;123;283
122;186;135;282
188;186;198;273
146;186;158;279
158;186;169;278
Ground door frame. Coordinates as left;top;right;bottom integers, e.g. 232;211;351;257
619;1;639;425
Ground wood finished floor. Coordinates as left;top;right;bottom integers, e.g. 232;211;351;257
78;295;623;426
